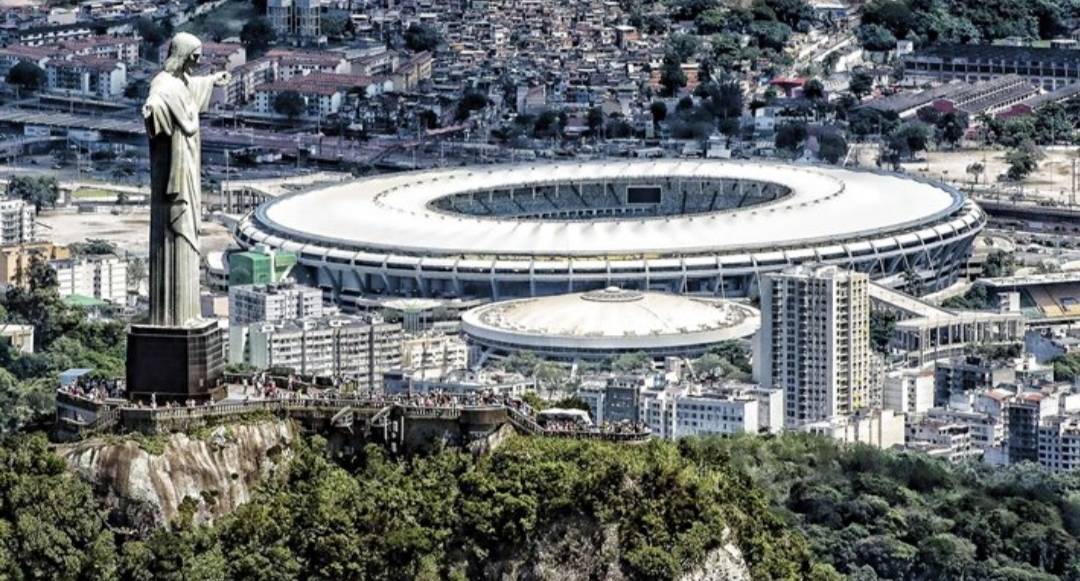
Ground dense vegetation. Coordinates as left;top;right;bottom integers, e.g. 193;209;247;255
12;429;1080;579
690;436;1080;580
859;0;1079;49
0;256;126;432
0;433;821;580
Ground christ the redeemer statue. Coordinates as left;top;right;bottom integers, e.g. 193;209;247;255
143;32;230;327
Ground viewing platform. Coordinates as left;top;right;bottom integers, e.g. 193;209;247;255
54;383;651;448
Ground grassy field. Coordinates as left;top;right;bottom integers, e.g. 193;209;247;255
178;0;257;40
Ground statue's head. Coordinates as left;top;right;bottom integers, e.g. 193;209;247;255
163;32;203;76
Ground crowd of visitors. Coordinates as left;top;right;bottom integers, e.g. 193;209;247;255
58;377;125;402
61;371;649;436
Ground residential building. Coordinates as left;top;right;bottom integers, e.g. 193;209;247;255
50;254;127;304
229;282;324;325
0;242;69;288
399;334;468;374
640;382;783;439
0;199;35;246
268;49;349;80
254;79;343;119
800;409;906;449
1006;392;1044;464
0;323;34;354
884;366;935;416
227;57;277;105
58;35;139;66
759;265;872;428
44;56;126;99
1038;414;1080;472
935;355;1017;404
906;416;981;462
267;0;321;43
391;51;432;92
232;316;404;390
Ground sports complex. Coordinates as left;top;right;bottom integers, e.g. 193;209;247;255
461;287;760;361
234;160;986;308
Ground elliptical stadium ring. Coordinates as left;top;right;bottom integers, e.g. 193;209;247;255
234;160;985;306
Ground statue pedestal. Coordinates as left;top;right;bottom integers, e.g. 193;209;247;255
126;320;225;403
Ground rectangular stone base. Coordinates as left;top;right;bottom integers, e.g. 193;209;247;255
126;320;225;403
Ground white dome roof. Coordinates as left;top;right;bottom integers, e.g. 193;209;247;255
461;289;760;352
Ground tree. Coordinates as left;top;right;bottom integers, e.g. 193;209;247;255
750;20;792;52
135;17;171;48
70;239;118;256
1006;142;1041;181
966;161;985;189
775;122;808;154
870;310;897;353
983;251;1016;278
888;121;932;161
273;91;305;122
531;109;563;139
936;111;969;148
856;23;898;51
6;61;45;94
455;90;488;121
709;33;745;73
903;267;923;296
404;23;441;52
913;534;976;579
695;8;728;34
6;175;58;211
766;0;814;29
818;131;848;164
849;69;874;100
612;351;651;373
659;52;687;97
240;17;275;58
128;257;147;292
587;106;605;135
666;33;701;63
803;79;825;101
650;101;668;126
321;11;353;39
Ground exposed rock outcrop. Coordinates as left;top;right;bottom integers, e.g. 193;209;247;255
677;539;751;581
485;517;751;581
60;420;294;528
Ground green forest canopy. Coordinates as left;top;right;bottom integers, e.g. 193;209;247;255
8;430;1080;580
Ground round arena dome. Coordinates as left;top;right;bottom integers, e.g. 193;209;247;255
234;159;985;307
460;287;760;361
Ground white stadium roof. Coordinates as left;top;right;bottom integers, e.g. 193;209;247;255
255;160;964;258
461;288;760;352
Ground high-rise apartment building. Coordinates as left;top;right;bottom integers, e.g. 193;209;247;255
267;0;321;43
759;265;872;428
229;282;324;325
0;199;35;245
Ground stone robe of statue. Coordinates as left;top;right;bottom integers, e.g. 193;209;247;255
143;33;229;327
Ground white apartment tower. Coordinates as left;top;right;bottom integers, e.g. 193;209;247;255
51;255;127;304
231;316;403;391
229;283;324;325
759;265;872;428
0;199;35;245
267;0;321;42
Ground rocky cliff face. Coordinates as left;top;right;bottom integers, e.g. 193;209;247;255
60;420;294;529
485;517;751;581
